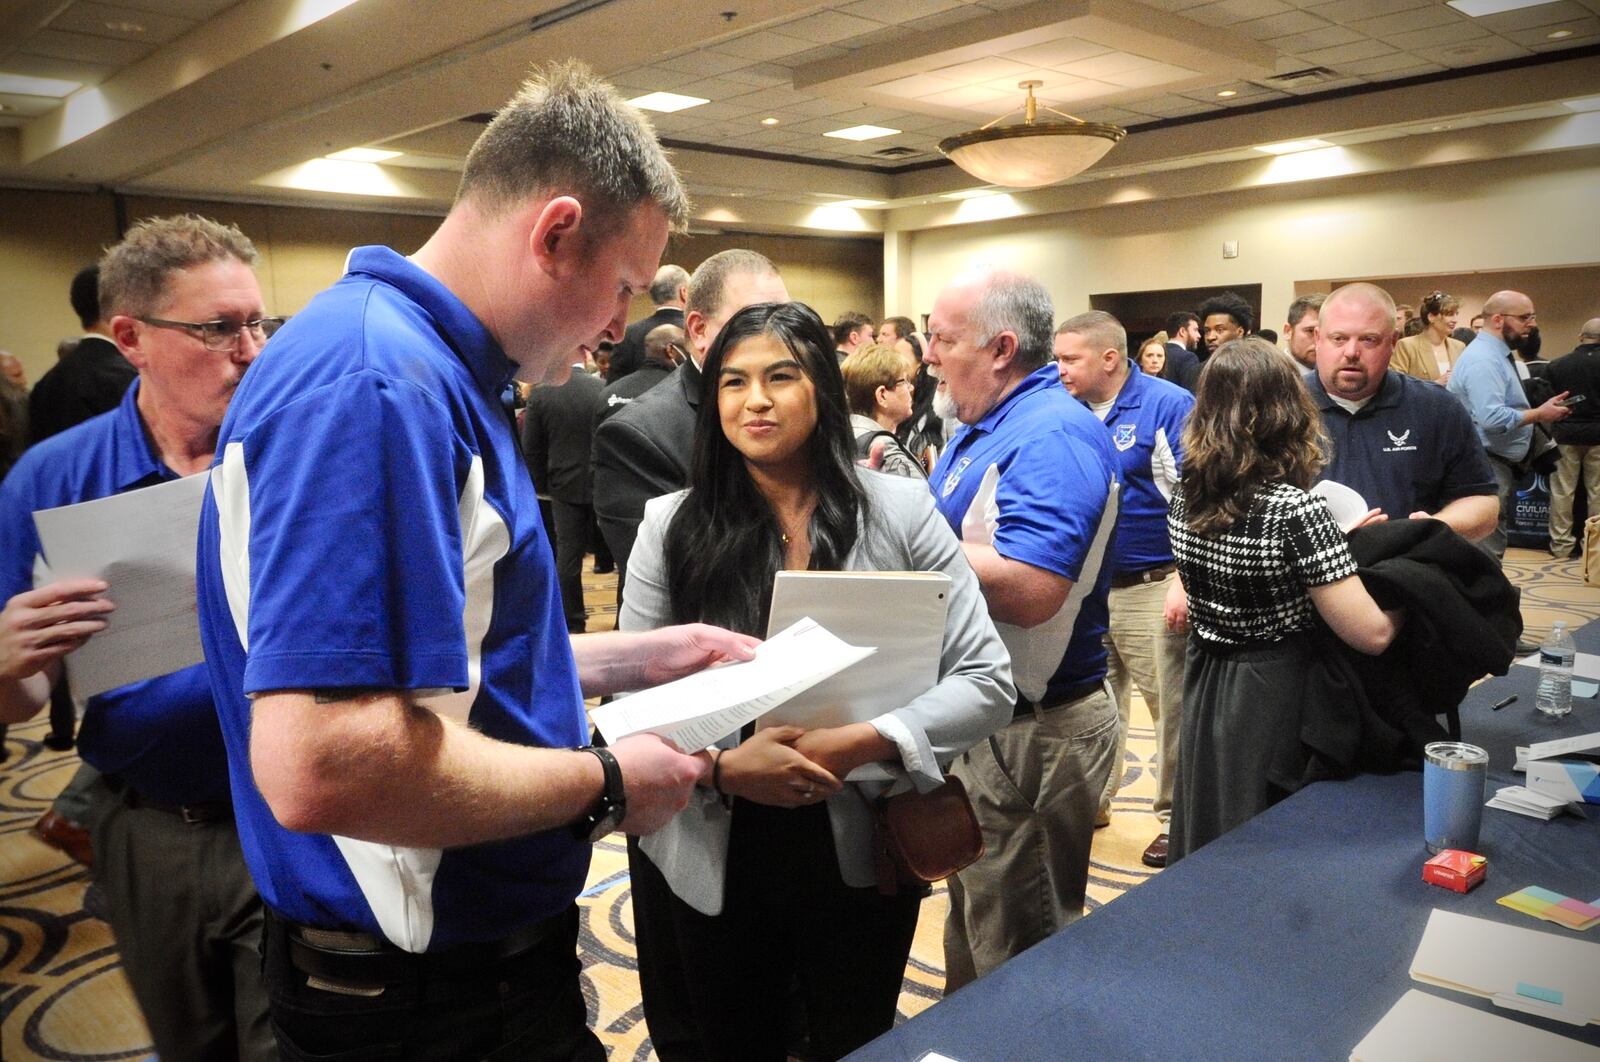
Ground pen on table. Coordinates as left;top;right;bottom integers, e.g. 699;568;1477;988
1492;694;1518;711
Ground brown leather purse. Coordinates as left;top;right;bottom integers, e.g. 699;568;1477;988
872;776;985;896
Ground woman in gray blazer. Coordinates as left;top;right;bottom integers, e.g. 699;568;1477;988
619;301;1013;1062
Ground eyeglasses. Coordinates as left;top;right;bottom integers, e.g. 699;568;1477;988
138;315;286;351
1499;312;1537;323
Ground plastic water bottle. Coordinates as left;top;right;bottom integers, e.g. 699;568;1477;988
1535;621;1575;718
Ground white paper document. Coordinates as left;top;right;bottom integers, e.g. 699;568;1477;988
31;471;210;700
1516;652;1600;682
1312;479;1370;533
1351;990;1600;1062
589;618;874;751
1486;784;1571;820
1410;908;1600;1026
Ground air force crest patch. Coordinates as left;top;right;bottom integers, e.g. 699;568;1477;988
1383;427;1417;453
941;456;972;498
1112;424;1137;451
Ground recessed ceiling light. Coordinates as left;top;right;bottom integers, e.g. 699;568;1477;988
760;117;780;126
326;147;402;163
1563;94;1600;112
1216;89;1238;98
627;91;709;113
0;72;81;98
104;19;145;33
1447;0;1551;14
1253;138;1335;155
1547;29;1574;39
824;124;900;141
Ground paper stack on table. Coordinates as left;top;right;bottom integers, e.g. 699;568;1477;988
1487;784;1573;820
1410;908;1600;1026
1351;990;1600;1061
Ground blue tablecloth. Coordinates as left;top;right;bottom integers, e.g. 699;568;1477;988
849;622;1600;1061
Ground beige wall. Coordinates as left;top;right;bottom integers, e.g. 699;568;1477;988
898;148;1600;345
0;189;884;385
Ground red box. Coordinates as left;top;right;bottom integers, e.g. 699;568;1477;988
1423;850;1487;893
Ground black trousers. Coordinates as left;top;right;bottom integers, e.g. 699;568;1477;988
262;906;603;1061
550;498;592;633
629;800;923;1062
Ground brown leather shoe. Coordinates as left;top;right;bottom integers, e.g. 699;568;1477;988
32;810;94;867
1141;833;1169;869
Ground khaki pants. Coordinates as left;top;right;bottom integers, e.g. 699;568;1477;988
944;685;1118;991
1099;573;1187;826
1549;442;1600;556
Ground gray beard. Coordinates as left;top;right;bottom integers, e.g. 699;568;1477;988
932;387;958;422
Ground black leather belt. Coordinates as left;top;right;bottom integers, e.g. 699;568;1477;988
278;909;566;985
104;774;232;824
1109;561;1177;590
1013;678;1102;720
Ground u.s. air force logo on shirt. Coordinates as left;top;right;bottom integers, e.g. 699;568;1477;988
941;456;972;498
1383;428;1417;453
1112;424;1137;452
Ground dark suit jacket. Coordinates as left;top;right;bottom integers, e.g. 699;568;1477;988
1548;341;1600;445
610;307;684;382
1165;341;1201;392
521;368;605;504
591;359;701;574
595;359;672;430
28;335;136;444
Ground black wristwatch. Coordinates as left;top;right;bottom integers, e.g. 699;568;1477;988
571;746;626;842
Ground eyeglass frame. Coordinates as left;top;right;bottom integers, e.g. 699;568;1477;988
1496;311;1537;323
136;314;287;351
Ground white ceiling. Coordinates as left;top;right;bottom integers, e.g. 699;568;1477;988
0;0;1596;230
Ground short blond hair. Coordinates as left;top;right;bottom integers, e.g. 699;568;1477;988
840;343;906;415
99;214;258;318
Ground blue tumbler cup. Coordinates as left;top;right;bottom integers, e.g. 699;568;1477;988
1423;741;1488;855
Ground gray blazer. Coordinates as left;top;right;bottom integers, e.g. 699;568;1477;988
620;470;1015;915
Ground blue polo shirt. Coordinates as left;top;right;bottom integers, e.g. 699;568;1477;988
931;364;1118;705
1447;331;1532;462
0;380;227;805
196;246;589;953
1309;369;1495;518
1086;362;1192;575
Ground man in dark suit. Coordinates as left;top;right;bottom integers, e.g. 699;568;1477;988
596;322;683;429
522;362;606;632
608;264;687;382
29;265;138;443
832;310;874;363
592;249;788;585
1164;310;1202;392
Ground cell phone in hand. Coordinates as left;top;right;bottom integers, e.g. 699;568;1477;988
1557;394;1587;406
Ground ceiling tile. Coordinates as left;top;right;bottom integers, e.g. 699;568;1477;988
1003;37;1112;68
1530;28;1600;49
1348;6;1469;36
1299;38;1399;66
1101;62;1197;88
785;44;850;65
623;64;704;90
654;50;754;77
927;56;1036;85
1391;19;1493;46
716;64;792;87
709;31;813;63
1139;98;1227;117
49;1;194;45
1060;51;1161;78
1364;62;1446;81
21;28;153;65
904;7;984;31
920;84;1015;109
786;96;868;117
871;72;961;95
1191;0;1294;27
1135;0;1215;10
1266;24;1363;51
836;0;968;20
113;0;236;18
776;10;885;45
981;67;1078;93
1308;0;1433;20
1414;37;1534;67
2;52;115;86
1038;80;1124;105
1515;15;1600;43
1237;9;1329;38
1337;50;1434;75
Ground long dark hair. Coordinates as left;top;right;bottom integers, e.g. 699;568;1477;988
1180;337;1328;536
663;301;867;635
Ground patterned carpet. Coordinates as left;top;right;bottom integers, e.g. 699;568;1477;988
1;548;1592;1060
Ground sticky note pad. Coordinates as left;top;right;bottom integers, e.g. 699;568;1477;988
1517;982;1565;1006
1498;886;1600;931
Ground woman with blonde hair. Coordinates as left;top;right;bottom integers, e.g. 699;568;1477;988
1391;291;1465;383
1165;338;1403;862
1137;331;1170;379
841;343;926;479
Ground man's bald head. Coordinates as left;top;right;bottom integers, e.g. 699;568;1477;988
1321;282;1395;327
1481;290;1538;352
1482;290;1533;318
0;351;25;391
643;322;686;366
1581;318;1600;343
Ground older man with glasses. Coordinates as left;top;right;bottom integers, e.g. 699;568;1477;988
1447;290;1573;564
0;214;278;1060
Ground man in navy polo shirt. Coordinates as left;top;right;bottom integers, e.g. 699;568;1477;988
924;268;1120;990
1311;283;1498;545
0;214;277;1060
195;64;757;1058
1055;310;1193;870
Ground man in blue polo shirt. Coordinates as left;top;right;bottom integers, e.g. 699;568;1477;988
0;214;277;1060
925;268;1120;990
1311;284;1498;546
1055;310;1193;870
1446;289;1572;562
194;65;757;1057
